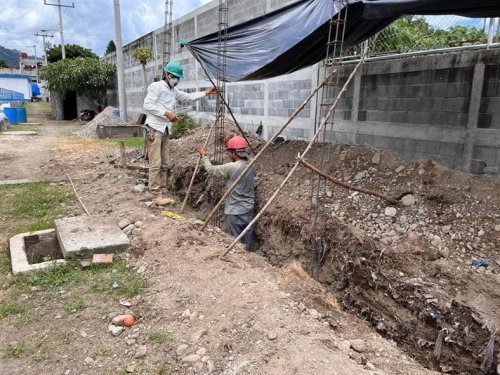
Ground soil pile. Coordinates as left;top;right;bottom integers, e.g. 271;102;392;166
77;106;130;137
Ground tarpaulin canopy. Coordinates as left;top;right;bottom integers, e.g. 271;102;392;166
185;0;500;82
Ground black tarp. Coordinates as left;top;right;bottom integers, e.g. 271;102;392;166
185;0;500;82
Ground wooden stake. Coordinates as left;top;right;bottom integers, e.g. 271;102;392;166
180;117;219;213
119;141;127;169
66;173;91;216
200;69;337;231
297;157;400;205
220;60;364;257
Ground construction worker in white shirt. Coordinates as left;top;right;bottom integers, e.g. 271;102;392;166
143;60;219;192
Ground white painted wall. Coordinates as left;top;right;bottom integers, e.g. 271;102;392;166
0;74;31;100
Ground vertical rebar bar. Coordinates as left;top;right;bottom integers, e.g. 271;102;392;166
163;0;173;66
211;0;229;228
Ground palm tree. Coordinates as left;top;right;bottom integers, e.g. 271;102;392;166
132;47;153;91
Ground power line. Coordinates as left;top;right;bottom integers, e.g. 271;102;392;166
43;0;74;60
34;30;54;65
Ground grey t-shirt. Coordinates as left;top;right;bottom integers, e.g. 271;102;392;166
201;156;255;215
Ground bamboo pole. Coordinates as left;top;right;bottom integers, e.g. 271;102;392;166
66;173;91;216
200;69;337;231
220;59;364;257
180;117;219;213
297;157;399;205
195;57;255;154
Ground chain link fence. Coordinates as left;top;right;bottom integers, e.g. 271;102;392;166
344;15;500;60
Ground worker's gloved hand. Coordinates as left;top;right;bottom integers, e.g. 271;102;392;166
205;87;220;96
164;111;179;122
196;145;207;155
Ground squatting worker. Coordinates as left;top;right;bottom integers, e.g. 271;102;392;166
143;60;219;193
196;136;256;250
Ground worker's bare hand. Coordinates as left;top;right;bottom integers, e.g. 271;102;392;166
205;87;220;96
196;145;207;155
165;111;179;122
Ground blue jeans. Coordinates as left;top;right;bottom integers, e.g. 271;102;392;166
227;211;254;250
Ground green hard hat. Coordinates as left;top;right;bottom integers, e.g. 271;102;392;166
164;60;184;78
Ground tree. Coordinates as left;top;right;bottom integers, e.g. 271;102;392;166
46;44;98;63
105;40;116;55
374;16;488;54
39;57;115;104
0;59;8;68
132;47;153;90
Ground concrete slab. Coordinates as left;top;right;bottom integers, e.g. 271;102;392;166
10;229;66;275
1;131;38;136
54;216;130;258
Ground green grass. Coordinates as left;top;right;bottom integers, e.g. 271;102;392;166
24;101;52;114
104;137;144;148
89;260;147;299
148;331;171;344
0;302;25;319
64;297;87;313
3;341;27;359
0;249;10;274
5;124;40;132
0;182;73;232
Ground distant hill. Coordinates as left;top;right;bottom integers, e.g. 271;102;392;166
0;46;21;68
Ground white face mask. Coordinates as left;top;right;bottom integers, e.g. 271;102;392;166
169;77;179;87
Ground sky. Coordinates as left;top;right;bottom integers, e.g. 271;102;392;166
0;0;212;57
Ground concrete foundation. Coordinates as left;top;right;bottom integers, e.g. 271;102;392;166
10;229;66;275
54;216;130;259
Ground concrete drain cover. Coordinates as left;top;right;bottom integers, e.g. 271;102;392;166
55;216;130;258
1;131;38;136
10;229;66;274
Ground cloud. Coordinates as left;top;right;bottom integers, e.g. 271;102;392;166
0;0;209;56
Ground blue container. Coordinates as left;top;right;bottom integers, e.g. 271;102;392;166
112;108;120;117
3;107;18;124
16;107;27;123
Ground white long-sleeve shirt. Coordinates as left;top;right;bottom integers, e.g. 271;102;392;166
143;80;207;133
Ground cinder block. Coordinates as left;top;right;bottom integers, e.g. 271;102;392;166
478;113;493;128
434;69;450;83
439;142;459;156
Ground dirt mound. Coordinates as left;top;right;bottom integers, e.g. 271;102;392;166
77;106;130;137
162;125;500;374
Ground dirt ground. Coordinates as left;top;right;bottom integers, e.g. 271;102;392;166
0;104;498;374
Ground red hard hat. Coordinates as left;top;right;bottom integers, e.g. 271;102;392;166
226;136;248;150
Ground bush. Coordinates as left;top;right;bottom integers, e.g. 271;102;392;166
170;114;198;139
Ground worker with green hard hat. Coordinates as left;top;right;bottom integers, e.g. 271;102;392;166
143;60;219;193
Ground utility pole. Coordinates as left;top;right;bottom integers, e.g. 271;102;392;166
44;0;74;60
113;0;128;122
35;30;55;66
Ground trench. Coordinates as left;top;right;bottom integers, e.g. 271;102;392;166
165;140;497;375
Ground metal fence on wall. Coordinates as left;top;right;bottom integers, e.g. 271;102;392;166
344;15;500;61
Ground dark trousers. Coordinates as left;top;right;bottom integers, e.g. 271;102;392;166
226;211;254;250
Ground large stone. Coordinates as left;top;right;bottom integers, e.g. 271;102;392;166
384;207;397;217
55;216;129;258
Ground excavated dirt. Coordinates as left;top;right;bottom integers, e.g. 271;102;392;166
164;124;500;375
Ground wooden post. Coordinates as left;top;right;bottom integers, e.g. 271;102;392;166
119;141;127;169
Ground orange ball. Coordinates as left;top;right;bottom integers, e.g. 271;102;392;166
123;315;135;327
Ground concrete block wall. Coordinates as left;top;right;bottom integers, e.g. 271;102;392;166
104;0;500;174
